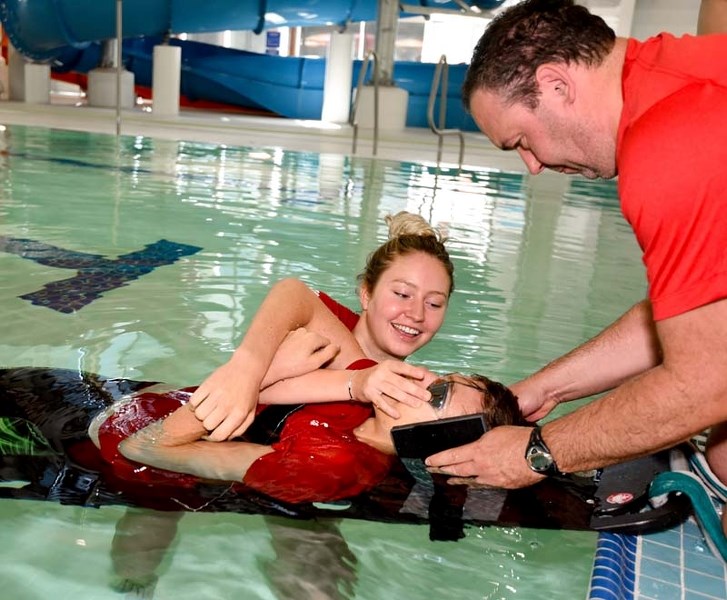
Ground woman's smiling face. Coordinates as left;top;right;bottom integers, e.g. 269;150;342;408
356;251;451;361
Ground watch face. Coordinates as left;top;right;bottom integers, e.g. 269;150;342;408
527;449;553;472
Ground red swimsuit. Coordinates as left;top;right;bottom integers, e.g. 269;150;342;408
97;292;395;503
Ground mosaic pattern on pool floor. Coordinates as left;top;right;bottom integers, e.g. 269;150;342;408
0;236;202;313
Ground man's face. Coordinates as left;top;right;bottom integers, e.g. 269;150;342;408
395;374;486;427
469;87;618;180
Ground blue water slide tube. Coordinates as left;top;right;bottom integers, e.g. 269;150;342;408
64;37;480;130
0;0;505;129
0;0;505;62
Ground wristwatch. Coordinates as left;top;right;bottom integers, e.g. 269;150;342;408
524;426;562;476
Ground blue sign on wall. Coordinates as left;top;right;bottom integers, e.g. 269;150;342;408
266;30;281;55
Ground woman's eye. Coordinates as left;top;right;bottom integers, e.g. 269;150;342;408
394;291;410;299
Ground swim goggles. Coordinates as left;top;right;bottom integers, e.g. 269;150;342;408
427;374;485;412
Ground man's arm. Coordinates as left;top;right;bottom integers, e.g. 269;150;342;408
428;298;727;487
547;297;727;468
511;299;661;420
698;0;727;34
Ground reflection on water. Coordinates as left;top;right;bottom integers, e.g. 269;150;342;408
0;124;645;598
262;517;358;600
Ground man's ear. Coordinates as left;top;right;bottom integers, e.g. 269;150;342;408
535;64;575;104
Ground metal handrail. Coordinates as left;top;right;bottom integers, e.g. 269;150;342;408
115;0;123;137
427;54;464;171
349;50;379;156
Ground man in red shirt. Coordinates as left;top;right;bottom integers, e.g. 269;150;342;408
427;0;727;533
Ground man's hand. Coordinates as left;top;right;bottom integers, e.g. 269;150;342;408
425;425;544;489
509;380;558;422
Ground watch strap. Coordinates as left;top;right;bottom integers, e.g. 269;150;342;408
525;426;563;477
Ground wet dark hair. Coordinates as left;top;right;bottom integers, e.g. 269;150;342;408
462;0;616;110
469;374;527;429
357;212;455;296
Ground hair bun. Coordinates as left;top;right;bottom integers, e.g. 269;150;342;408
385;211;448;243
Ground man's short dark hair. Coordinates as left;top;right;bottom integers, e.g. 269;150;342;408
463;0;616;110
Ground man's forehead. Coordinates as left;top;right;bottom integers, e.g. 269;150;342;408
469;88;517;146
445;373;476;385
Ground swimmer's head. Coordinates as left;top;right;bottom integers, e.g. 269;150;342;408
389;372;525;430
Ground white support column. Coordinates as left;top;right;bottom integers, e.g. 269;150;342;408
87;67;135;107
356;0;408;130
356;85;408;130
152;44;181;116
375;0;399;86
7;44;26;101
615;0;637;37
615;0;636;37
584;0;636;36
24;63;50;104
321;28;354;123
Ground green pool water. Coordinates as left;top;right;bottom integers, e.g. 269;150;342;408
0;124;645;599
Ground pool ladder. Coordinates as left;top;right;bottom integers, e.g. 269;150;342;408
349;52;465;170
428;55;465;171
349;50;380;157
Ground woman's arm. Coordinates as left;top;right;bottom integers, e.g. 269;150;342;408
190;278;365;441
110;508;182;596
260;360;436;418
260;327;343;389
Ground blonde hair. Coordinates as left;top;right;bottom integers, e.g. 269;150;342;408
385;211;448;243
357;211;455;296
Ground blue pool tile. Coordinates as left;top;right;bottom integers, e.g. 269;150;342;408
641;539;681;565
638;576;682;598
643;527;682;548
589;583;626;600
640;557;682;586
1;236;202;313
684;570;727;598
588;533;637;600
683;548;725;578
685;591;725;600
634;517;727;600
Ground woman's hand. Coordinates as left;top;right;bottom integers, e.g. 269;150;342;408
350;360;437;418
263;328;340;388
189;329;339;441
188;360;262;441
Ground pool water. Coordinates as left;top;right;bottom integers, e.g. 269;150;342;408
0;124;646;599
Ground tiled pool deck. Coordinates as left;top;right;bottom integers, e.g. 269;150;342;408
589;518;727;600
589;435;727;600
639;520;727;599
